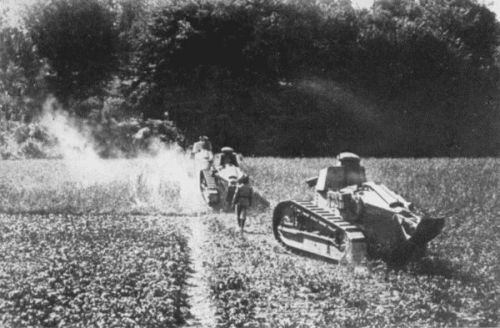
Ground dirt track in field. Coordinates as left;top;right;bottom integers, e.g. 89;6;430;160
183;208;273;328
185;216;217;328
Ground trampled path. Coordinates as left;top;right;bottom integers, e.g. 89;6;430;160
183;211;273;328
184;216;217;328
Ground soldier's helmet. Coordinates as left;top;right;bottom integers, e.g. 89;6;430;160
199;135;209;141
221;146;234;153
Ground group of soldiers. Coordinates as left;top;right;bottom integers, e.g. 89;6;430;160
192;136;253;231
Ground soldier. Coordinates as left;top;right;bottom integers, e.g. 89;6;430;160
192;136;212;155
232;175;253;232
219;147;238;167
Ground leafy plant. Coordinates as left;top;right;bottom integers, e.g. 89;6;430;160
203;157;500;327
0;214;191;327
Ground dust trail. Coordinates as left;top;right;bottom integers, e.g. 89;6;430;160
185;216;217;328
39;99;102;183
38;98;207;214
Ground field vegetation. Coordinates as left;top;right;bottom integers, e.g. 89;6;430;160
0;156;498;327
200;157;499;327
0;213;191;327
0;158;194;214
1;0;499;326
0;155;197;327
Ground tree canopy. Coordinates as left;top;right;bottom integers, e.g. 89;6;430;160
28;0;119;104
1;0;499;156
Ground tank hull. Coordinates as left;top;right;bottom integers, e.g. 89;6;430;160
199;163;246;210
273;183;444;264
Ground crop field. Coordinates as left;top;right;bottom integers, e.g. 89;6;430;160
0;214;190;327
0;157;498;327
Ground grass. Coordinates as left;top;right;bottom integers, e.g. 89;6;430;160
0;159;186;214
240;157;499;327
0;157;498;327
244;157;499;277
204;213;498;327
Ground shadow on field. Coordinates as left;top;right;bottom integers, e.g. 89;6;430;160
252;190;270;211
242;230;267;236
0;209;197;217
409;255;477;282
411;257;455;278
205;189;269;214
274;244;341;265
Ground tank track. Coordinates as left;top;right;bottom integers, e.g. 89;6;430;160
200;169;237;210
200;169;219;206
273;200;367;263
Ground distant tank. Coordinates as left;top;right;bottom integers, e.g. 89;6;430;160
272;153;445;264
196;147;248;209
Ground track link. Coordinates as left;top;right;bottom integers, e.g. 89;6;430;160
273;200;367;264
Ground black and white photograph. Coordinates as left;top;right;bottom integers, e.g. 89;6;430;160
0;0;498;327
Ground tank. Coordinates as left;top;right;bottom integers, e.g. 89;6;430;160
272;153;445;264
197;149;247;209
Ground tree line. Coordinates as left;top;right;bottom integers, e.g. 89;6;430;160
1;0;499;157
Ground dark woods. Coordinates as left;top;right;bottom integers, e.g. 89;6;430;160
1;0;499;157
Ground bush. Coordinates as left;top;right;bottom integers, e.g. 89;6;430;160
0;113;183;159
91;115;184;158
0;121;57;159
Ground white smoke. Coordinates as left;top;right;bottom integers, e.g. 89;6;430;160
40;98;103;184
38;98;206;214
132;140;206;214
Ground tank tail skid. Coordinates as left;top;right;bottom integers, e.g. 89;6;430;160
273;200;367;264
410;217;445;246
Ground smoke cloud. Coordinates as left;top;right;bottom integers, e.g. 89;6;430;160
38;98;206;214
